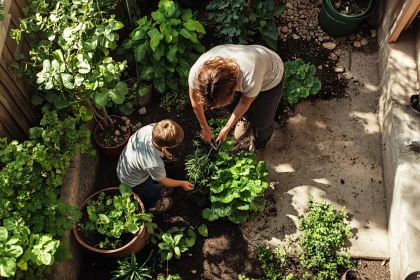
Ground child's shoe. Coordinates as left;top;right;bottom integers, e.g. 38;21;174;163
149;197;173;214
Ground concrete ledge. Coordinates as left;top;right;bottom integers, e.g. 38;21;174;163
378;28;420;279
51;152;99;280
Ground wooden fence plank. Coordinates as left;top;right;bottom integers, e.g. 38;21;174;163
15;0;26;11
0;119;14;141
3;0;11;14
0;82;32;133
0;102;26;141
0;64;37;124
388;0;420;43
404;4;420;30
0;14;11;57
1;44;31;103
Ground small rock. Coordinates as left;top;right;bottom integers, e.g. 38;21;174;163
125;119;130;126
121;126;127;132
361;38;368;46
329;53;339;61
286;2;293;9
318;36;324;42
349;34;357;40
318;65;323;69
135;122;142;129
129;123;133;127
371;29;377;38
302;35;307;40
322;42;336;50
288;22;292;28
306;35;311;41
115;130;120;136
303;21;308;26
138;107;147;115
357;33;362;39
281;26;289;33
121;116;128;121
287;9;294;15
292;34;300;39
354;41;362;48
334;66;345;73
334;49;342;56
132;126;138;132
298;4;307;9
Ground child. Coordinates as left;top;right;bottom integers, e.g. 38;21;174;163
117;120;194;214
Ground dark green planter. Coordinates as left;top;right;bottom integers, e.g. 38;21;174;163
319;0;376;37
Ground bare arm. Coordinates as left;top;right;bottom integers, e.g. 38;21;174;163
189;86;214;143
158;177;194;191
216;95;257;143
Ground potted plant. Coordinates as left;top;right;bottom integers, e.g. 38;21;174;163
10;0;132;160
318;0;377;37
410;95;420;114
73;184;152;258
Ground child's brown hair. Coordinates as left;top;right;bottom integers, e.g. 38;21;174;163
195;57;240;109
152;120;184;147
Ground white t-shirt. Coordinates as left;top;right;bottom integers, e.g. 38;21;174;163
188;44;284;98
117;124;166;187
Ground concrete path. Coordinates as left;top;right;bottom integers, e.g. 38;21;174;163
242;50;389;258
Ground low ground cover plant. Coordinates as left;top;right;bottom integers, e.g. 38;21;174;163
77;184;153;249
151;227;196;261
283;58;322;105
186;140;270;224
246;200;354;280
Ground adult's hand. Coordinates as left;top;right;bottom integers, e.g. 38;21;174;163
200;127;214;144
215;126;230;144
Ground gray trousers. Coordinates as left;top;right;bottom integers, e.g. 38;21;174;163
225;75;284;150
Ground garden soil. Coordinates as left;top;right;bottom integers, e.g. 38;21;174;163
79;0;391;279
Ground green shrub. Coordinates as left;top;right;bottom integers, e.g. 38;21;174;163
249;0;285;50
124;0;205;110
283;59;321;105
111;253;153;280
151;227;196;261
206;0;249;44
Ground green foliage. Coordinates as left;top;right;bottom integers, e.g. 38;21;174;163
208;118;228;137
206;0;250;44
197;224;208;237
80;184;153;249
0;217;66;279
159;89;190;112
0;112;92;236
124;0;205;110
283;59;321;105
254;200;354;280
11;0;131;118
111;253;152;280
296;200;354;279
0;3;4;21
151;227;196;261
249;0;285;50
185;141;212;191
157;275;181;280
198;141;269;224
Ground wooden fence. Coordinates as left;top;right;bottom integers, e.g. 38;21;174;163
0;0;37;142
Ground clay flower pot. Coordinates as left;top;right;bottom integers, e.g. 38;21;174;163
94;115;131;160
73;187;149;258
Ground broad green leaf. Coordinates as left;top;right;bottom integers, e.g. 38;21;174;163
54;96;69;109
249;13;257;22
109;82;128;104
134;42;148;62
98;214;109;224
2;219;16;231
187;229;196;239
152;11;165;21
94;91;108;106
6;245;23;258
174;246;181;257
113;21;124;30
202;209;218;221
0;257;16;278
185;237;195;247
179;28;198;43
273;5;286;16
161;0;176;17
198;224;208;237
173;233;183;243
182;9;192;21
228;212;248;224
250;196;266;212
0;227;8;241
61;74;74;89
38;252;52;265
183;20;205;34
153;43;165;61
148;28;163;52
132;29;147;41
162;233;174;245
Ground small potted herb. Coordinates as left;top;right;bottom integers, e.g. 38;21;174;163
74;184;154;258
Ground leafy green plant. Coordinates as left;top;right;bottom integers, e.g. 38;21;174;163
79;184;153;249
208;118;228;137
0;217;68;279
197;224;208;237
111;253;152;280
151;227;196;261
0;112;92;236
157;275;181;280
249;0;285;50
11;0;132;125
185;141;212;191
206;0;250;44
253;200;354;280
123;0;205;110
202;141;270;224
283;59;321;105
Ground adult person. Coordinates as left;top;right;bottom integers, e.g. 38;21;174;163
188;44;285;162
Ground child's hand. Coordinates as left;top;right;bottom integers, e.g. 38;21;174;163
180;181;194;191
162;148;173;161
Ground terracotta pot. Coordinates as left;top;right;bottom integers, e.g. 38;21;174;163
73;187;150;258
94;115;130;161
410;95;420;114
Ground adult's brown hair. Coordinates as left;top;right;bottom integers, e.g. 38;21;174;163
152;120;184;147
194;57;240;108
